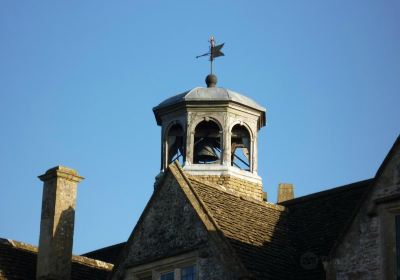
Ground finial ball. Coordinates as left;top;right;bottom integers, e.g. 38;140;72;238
205;74;217;88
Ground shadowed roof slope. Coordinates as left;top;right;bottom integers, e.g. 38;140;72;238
187;176;295;279
88;162;375;280
279;179;373;279
82;242;126;264
0;238;113;280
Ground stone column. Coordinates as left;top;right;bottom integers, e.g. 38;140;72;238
185;116;194;165
36;166;84;280
252;137;257;173
222;129;231;166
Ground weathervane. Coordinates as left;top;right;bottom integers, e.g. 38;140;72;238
196;36;225;74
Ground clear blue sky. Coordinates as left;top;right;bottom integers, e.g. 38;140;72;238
0;1;399;254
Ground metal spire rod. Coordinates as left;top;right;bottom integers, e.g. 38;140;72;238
196;36;225;75
209;36;215;74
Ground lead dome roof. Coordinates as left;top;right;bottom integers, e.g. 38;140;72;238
154;87;266;112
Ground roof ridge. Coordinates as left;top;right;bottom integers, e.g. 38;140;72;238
170;162;250;277
171;164;224;232
82;241;125;256
188;176;285;212
280;179;373;206
0;238;113;271
0;238;37;253
72;255;114;271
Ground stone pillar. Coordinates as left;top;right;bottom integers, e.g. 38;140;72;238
222;128;231;166
186;129;194;165
36;166;84;280
251;138;256;173
277;183;294;203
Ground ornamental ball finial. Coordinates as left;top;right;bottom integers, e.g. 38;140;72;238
205;74;217;88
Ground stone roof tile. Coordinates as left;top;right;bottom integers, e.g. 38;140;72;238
280;179;372;279
0;238;113;280
79;164;373;280
187;177;295;279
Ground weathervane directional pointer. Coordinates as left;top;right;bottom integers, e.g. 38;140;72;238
196;36;225;74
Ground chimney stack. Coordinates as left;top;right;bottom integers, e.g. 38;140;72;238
263;192;268;202
277;183;294;203
36;166;83;280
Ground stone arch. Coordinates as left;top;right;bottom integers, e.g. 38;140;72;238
229;120;255;141
190;115;223;134
231;124;252;171
193;119;222;164
164;121;185;166
164;120;186;139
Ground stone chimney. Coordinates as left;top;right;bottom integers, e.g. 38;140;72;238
263;192;268;202
36;166;84;280
277;183;294;203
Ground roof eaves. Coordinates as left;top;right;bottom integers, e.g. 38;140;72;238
71;255;113;271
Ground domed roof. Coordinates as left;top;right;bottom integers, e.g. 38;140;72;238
154;87;266;112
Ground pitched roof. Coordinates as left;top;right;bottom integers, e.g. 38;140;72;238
184;175;295;279
82;242;126;264
327;135;400;260
279;179;372;279
105;162;373;280
0;238;113;280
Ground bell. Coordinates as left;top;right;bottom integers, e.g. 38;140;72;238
194;142;219;163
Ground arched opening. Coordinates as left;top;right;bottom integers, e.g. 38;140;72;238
166;123;185;165
193;120;221;164
231;124;251;171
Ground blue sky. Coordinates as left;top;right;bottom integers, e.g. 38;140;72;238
0;1;399;254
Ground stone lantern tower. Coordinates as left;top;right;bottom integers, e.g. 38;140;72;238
153;74;266;201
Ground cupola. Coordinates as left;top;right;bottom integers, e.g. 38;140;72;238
153;75;267;201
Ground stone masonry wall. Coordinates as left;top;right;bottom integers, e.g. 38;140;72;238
191;175;264;201
112;173;232;280
329;209;381;279
327;142;400;279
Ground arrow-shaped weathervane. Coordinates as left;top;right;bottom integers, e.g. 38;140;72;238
196;36;225;74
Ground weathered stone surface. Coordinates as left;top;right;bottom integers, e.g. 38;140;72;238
111;171;232;280
36;166;84;280
327;137;400;279
280;179;372;279
190;174;264;201
277;183;294;203
153;83;266;201
188;176;293;279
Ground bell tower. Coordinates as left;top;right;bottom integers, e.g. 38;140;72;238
153;74;266;201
